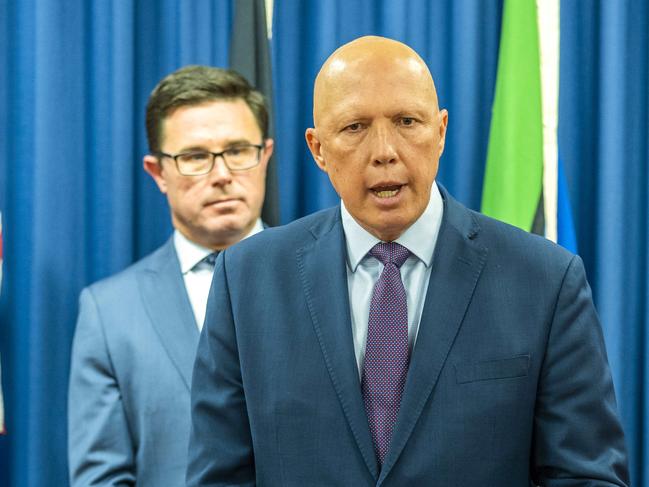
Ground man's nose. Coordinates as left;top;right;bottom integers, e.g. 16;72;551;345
370;123;398;165
208;156;233;186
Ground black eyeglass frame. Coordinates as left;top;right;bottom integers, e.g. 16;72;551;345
156;143;264;175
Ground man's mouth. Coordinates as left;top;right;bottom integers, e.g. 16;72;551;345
206;197;239;206
371;185;403;198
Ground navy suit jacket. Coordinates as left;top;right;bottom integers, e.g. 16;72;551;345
188;187;629;486
68;238;199;486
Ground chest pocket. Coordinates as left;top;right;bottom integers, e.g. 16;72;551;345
455;354;530;384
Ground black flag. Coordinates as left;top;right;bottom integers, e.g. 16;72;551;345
230;0;280;226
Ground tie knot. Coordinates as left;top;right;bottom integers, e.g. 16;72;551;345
369;242;410;268
203;252;218;266
194;252;218;270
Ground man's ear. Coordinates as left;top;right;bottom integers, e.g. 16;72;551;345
259;138;274;171
143;155;168;194
305;128;327;173
437;109;449;158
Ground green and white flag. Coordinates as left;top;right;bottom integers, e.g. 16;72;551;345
482;0;545;233
482;0;577;252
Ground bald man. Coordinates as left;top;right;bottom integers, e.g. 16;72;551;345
187;37;629;486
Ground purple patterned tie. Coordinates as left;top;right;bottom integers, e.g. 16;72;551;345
361;242;411;465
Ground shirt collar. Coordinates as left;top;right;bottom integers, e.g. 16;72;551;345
174;218;264;274
341;181;444;271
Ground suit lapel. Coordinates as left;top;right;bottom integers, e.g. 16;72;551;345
296;210;380;481
378;193;488;484
138;238;199;391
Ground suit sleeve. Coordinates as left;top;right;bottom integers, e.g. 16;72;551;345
186;253;255;487
531;255;630;486
68;288;136;486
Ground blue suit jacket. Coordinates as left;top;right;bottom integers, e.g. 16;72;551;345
68;238;199;486
188;187;629;486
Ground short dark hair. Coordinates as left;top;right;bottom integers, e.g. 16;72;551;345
145;65;269;154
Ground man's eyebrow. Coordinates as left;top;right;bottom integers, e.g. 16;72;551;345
223;139;255;147
176;139;256;153
175;145;210;153
395;104;431;115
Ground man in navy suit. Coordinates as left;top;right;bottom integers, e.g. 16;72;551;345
68;66;274;486
188;36;629;486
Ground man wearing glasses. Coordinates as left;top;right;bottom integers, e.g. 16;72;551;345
67;66;273;487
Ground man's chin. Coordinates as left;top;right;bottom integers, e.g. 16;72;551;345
354;213;416;242
204;217;255;245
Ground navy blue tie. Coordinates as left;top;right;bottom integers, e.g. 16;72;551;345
193;252;218;271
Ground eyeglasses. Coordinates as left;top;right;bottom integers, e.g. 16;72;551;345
157;144;264;176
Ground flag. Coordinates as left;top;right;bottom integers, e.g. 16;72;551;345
230;0;280;226
481;0;577;253
0;211;5;434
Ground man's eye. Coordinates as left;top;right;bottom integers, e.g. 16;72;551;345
180;152;210;162
400;117;415;126
344;122;363;132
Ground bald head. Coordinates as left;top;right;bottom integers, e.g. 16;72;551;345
313;36;439;125
305;35;448;241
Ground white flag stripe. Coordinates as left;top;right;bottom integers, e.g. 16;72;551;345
265;0;274;39
537;0;560;243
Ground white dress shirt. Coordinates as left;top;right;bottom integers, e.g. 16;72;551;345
341;182;444;376
174;219;264;330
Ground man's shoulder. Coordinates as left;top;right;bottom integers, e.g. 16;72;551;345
83;238;175;298
476;210;572;259
442;189;575;269
216;207;341;281
231;206;340;254
457;206;577;281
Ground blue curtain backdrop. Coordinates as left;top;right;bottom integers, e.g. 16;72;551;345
0;1;647;485
0;1;233;485
559;2;649;481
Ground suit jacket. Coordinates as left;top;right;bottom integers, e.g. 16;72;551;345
188;187;629;486
68;237;199;486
